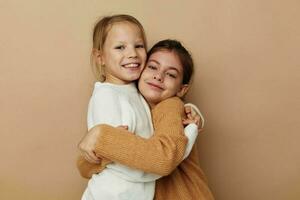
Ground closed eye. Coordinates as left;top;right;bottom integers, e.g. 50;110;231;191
166;72;177;78
147;65;157;70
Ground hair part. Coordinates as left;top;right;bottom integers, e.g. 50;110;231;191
91;14;147;81
147;39;194;85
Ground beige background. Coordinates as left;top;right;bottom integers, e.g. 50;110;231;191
0;0;299;199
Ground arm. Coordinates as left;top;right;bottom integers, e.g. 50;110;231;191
182;123;198;160
89;97;188;176
181;103;205;159
76;155;111;179
77;86;123;177
79;123;192;178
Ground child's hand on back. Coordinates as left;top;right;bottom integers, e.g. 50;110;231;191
183;106;204;133
78;125;131;165
78;126;102;164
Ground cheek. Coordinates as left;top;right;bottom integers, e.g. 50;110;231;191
166;80;182;94
141;69;153;79
138;79;147;95
138;50;147;59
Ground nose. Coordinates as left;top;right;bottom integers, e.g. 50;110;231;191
153;72;163;82
127;47;137;58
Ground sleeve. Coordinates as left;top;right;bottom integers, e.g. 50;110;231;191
77;86;123;178
93;97;188;176
88;86;123;129
181;103;205;159
182;123;198;160
76;155;112;179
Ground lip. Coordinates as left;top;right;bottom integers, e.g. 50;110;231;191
147;82;164;90
122;61;141;68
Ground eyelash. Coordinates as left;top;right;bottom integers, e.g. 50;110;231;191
115;44;144;50
148;65;177;78
115;45;125;50
148;65;157;70
135;44;144;48
166;73;176;78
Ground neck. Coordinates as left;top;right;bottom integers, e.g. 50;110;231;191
147;100;157;109
105;74;130;85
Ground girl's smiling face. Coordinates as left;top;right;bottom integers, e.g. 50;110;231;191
138;50;189;107
98;22;147;84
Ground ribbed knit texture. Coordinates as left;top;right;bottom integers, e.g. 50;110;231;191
93;97;188;176
154;147;214;200
77;156;111;178
77;96;214;199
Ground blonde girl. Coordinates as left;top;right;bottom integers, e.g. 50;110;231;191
79;15;200;200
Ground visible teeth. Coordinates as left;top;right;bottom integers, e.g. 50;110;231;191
124;63;139;68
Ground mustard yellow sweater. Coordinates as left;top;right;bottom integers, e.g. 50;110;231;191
77;97;214;200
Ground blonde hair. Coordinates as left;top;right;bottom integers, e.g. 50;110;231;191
91;14;147;82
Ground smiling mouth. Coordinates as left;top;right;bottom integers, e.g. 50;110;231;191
147;82;164;90
122;63;140;69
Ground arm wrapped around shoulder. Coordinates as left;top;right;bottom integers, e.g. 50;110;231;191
93;97;188;176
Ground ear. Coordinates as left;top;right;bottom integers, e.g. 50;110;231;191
176;84;189;98
92;48;104;65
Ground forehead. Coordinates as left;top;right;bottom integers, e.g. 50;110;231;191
105;22;144;42
148;50;183;71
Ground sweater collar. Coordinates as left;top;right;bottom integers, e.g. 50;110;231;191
94;82;138;93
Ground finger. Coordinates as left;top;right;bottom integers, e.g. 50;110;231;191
186;109;194;120
182;119;190;125
87;151;100;163
84;153;97;164
183;119;195;125
185;106;192;118
78;144;87;153
185;106;191;113
190;108;197;117
194;115;201;126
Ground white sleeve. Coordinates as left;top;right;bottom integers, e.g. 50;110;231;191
181;103;205;160
182;123;198;160
87;87;123;130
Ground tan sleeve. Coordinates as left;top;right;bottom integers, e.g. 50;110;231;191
94;97;187;176
76;155;112;179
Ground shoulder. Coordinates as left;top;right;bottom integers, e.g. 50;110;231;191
152;97;184;120
91;82;120;102
93;82;118;96
88;82;123;114
154;97;184;111
151;97;185;129
88;83;125;126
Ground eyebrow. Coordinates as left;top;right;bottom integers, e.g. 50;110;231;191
148;59;160;65
148;59;180;72
115;40;144;44
114;38;144;43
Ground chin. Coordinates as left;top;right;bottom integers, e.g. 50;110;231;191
144;95;160;104
123;75;140;82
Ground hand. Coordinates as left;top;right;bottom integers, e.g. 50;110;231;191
183;106;204;133
78;126;102;164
